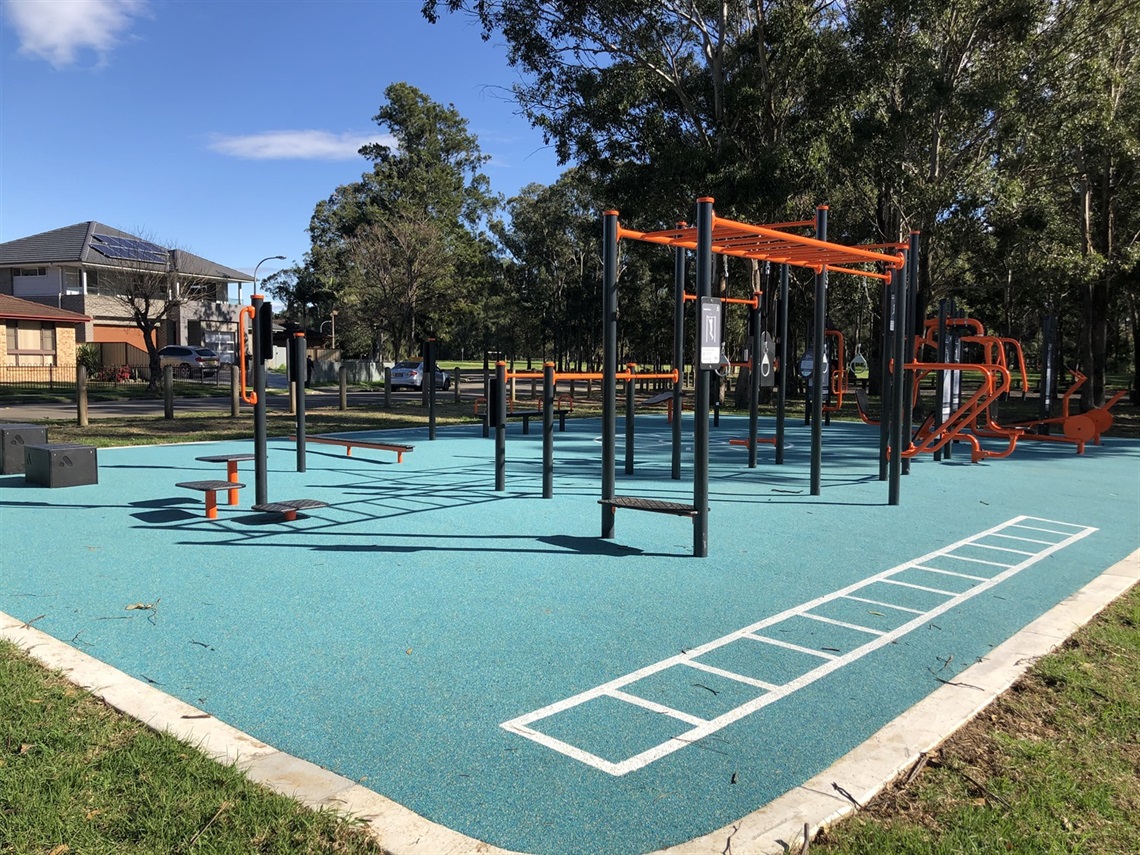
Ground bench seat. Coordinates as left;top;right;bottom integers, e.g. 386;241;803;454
177;479;245;519
599;496;699;517
292;436;413;462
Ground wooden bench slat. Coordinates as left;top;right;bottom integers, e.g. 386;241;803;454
599;496;700;517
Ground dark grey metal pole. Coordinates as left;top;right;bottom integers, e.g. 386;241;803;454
879;276;893;481
542;362;554;498
672;233;686;480
426;338;437;440
251;294;268;506
776;264;789;464
810;207;828;496
888;262;908;506
494;361;507;491
163;365;174;420
903;235;919;474
294;332;306;473
625;363;636;475
76;365;88;427
601;211;619;538
338;364;347;411
693;198;714;558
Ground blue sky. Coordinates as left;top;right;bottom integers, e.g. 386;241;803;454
0;0;563;288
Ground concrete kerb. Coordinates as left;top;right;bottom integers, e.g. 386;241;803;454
2;548;1136;855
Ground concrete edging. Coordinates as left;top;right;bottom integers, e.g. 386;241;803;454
2;548;1136;855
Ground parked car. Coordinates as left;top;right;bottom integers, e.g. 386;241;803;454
390;360;451;391
158;345;220;378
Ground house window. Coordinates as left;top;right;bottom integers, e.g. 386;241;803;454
17;268;47;277
5;321;57;366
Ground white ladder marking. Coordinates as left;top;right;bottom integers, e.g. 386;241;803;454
800;612;886;636
879;578;960;596
743;633;838;659
680;659;781;691
607;690;709;727
910;565;990;582
501;516;1097;775
841;595;926;615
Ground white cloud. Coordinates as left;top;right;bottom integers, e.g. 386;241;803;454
208;130;396;161
4;0;149;68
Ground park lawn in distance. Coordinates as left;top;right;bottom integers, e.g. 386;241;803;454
0;639;385;854
812;583;1140;854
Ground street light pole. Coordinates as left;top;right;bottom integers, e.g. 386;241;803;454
249;255;286;303
330;310;338;349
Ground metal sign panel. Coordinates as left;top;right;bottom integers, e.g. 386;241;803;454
758;332;775;387
698;297;723;369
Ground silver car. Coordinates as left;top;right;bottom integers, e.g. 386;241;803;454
158;345;220;378
390;360;451;391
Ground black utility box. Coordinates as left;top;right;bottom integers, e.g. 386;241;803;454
1;424;48;474
24;443;98;488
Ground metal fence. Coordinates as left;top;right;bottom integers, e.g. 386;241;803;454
0;364;232;393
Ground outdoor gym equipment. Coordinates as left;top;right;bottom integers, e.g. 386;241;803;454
602;200;910;556
491;362;678;499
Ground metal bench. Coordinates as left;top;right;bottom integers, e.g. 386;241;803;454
291;436;413;462
251;499;329;521
176;479;245;519
598;496;699;517
195;453;256;505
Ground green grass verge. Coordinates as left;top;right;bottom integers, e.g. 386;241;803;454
0;640;386;854
813;583;1140;854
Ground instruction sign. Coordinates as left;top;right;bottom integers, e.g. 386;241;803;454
758;332;775;387
698;297;724;370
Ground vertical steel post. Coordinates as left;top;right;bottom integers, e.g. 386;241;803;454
294;332;306;473
810;207;828;495
693;198;714;558
776;264;789;464
903;234;919;474
672;232;686;480
426;338;437;440
879;276;893;481
888;261;908;506
494;361;507;491
542;362;554;498
625;363;636;474
601;212;619;538
251;294;268;505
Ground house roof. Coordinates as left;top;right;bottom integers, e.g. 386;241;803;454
0;222;254;282
0;293;91;324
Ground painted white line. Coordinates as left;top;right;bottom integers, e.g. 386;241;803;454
940;553;1016;568
879;578;959;596
910;565;989;582
968;542;1037;556
744;633;838;659
608;689;709;727
1010;523;1075;536
841;595;926;615
502;517;1098;775
799;613;886;636
989;532;1054;545
681;659;781;691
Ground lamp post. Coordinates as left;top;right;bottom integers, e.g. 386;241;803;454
247;255;286;303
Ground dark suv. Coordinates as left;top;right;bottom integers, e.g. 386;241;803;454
158;345;220;378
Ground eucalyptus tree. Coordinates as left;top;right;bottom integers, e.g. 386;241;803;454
306;82;498;361
494;169;607;365
423;0;849;226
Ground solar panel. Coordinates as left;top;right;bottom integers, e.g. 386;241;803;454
91;234;169;264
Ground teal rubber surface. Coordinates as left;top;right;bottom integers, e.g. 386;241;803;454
1;414;1136;854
